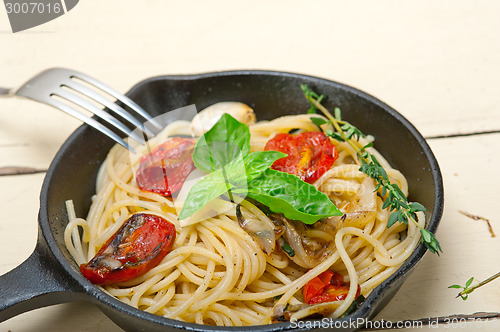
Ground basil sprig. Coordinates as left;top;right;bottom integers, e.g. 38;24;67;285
178;113;342;223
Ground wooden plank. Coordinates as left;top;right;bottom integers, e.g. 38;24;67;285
0;174;41;275
372;133;500;331
0;100;80;170
2;303;122;332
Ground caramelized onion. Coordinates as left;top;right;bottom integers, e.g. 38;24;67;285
236;204;276;254
268;214;334;269
326;177;377;229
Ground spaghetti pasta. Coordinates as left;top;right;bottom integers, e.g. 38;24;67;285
64;107;423;326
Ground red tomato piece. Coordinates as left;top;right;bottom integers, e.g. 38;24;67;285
80;213;176;285
329;270;346;286
303;274;329;304
264;131;338;184
303;270;360;305
308;284;361;305
318;269;335;285
303;270;334;303
136;137;196;196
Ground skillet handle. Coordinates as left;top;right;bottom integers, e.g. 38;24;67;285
0;231;86;322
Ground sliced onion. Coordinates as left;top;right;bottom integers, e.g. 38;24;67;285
236;204;276;254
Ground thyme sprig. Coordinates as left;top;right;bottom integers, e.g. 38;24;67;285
301;84;442;255
449;272;500;300
304;89;324;114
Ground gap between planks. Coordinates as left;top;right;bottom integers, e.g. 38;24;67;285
425;129;500;140
0;166;47;176
360;312;500;331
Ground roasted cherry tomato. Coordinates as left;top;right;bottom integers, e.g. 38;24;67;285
303;270;360;305
303;270;334;303
264;131;338;184
80;213;176;285
136;137;196;196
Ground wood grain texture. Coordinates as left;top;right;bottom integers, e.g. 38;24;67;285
1;0;499;331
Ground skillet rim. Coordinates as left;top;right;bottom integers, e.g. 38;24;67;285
39;69;444;331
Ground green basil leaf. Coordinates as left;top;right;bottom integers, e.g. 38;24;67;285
222;154;248;194
184;112;342;225
243;169;342;224
178;156;247;220
192;113;251;172
178;169;230;220
243;151;287;181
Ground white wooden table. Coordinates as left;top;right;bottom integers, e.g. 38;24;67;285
1;1;499;331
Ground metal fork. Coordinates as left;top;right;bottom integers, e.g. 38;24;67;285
1;68;162;152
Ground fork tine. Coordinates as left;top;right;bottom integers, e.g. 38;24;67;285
70;70;163;130
47;97;136;153
54;88;146;145
63;80;156;137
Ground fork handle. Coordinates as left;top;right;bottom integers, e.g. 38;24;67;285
0;87;13;96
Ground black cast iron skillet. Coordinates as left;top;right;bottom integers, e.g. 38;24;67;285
0;70;444;331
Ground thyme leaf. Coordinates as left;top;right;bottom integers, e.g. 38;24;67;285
301;84;324;114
